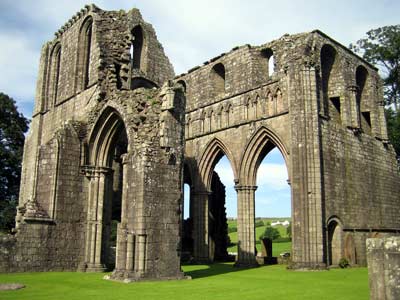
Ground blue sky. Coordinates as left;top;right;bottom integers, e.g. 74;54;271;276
1;1;398;218
1;0;399;118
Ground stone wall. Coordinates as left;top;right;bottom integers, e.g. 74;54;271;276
367;237;400;300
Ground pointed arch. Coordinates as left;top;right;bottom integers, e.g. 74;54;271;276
76;16;94;91
198;138;237;190
239;126;289;186
47;42;62;109
88;107;128;167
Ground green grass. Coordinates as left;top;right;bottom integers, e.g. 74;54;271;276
228;221;291;256
0;264;369;300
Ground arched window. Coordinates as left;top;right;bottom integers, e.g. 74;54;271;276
356;66;371;133
47;43;61;109
320;44;341;123
211;63;225;97
131;26;144;70
76;17;93;91
261;48;274;78
177;80;187;93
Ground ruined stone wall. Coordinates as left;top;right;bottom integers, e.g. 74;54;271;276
312;33;400;265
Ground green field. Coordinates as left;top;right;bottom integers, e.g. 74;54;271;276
0;264;369;300
227;218;291;256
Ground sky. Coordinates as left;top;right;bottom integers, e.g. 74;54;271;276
1;0;399;217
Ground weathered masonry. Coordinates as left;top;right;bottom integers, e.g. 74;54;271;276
0;5;399;279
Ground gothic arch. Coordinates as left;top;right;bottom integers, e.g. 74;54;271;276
88;106;129;167
198;138;237;190
76;16;94;92
239;126;289;186
47;42;62;109
85;106;129;271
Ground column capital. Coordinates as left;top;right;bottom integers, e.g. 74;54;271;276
192;190;212;196
81;165;113;178
234;185;257;192
347;84;359;92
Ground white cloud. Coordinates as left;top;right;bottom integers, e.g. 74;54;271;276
2;0;400;118
0;31;39;102
256;163;288;191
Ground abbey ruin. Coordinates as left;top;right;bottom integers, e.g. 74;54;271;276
0;5;399;281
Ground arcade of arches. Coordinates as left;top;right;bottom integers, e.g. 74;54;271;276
1;5;399;282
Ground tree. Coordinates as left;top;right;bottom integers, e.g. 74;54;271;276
0;93;29;232
350;25;400;110
286;223;292;239
385;108;400;156
259;225;280;241
350;25;400;157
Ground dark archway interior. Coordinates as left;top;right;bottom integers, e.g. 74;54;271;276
101;125;128;270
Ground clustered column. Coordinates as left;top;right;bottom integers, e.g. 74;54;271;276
83;166;112;272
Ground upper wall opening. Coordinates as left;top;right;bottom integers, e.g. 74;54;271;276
130;25;144;70
261;48;275;78
211;63;226;97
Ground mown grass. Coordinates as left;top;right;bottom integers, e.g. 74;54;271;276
227;220;291;256
0;263;369;300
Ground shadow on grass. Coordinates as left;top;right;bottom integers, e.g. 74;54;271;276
183;263;253;279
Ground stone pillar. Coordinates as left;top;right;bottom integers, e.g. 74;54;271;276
377;101;389;140
115;223;127;272
347;85;361;130
367;237;400;300
83;166;112;272
235;185;258;267
289;65;326;269
192;190;210;262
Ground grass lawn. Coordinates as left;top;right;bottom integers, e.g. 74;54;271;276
228;223;291;256
0;263;369;300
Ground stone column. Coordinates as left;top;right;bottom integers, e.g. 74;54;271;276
192;190;210;263
83;166;112;272
235;185;258;267
367;237;400;300
347;85;361;130
377;101;389;140
289;64;326;269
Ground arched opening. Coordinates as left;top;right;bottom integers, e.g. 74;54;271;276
321;44;341;123
76;16;93;91
327;219;343;266
48;43;61;108
261;48;274;78
211;63;226;97
177;80;187;94
182;163;194;261
198;139;237;262
255;147;291;261
131;25;144;70
86;107;128;271
131;76;158;90
237;127;290;266
356;65;371;134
